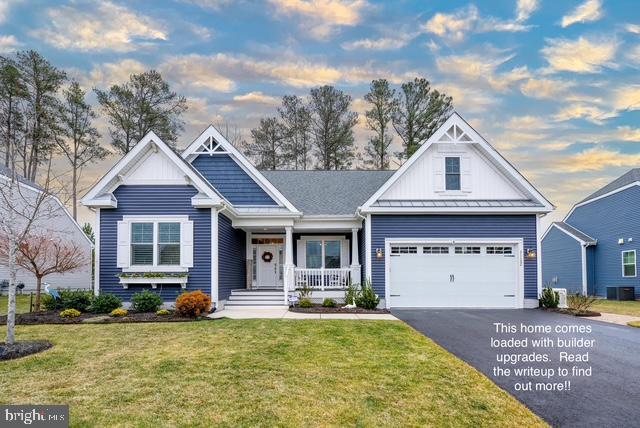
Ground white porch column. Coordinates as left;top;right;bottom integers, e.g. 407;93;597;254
350;227;362;285
93;208;100;296
284;226;294;304
211;207;219;309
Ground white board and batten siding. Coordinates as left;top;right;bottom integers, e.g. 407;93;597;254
380;143;526;201
124;150;190;185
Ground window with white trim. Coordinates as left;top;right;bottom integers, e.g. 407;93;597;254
131;223;154;265
622;250;636;277
445;157;461;191
486;246;513;255
391;246;418;254
455;246;480;254
158;223;181;265
305;240;342;268
423;246;449;254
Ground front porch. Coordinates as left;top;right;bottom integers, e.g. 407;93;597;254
229;225;363;307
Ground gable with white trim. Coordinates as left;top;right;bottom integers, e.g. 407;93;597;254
362;112;553;213
125;150;189;185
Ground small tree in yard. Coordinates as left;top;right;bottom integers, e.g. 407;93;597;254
0;234;88;311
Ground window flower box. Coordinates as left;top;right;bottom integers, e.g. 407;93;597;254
117;273;189;289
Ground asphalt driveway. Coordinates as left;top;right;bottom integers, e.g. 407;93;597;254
393;309;640;428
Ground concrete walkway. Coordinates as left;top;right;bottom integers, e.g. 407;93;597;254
208;308;398;320
593;311;640;326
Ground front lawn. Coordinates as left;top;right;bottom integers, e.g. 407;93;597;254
0;320;544;427
591;299;640;317
0;294;32;316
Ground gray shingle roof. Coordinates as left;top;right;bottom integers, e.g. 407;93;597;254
0;164;43;191
260;170;394;215
552;222;597;244
579;168;640;204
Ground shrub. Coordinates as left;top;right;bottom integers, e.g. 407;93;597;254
59;308;81;318
539;287;559;309
322;298;337;308
567;293;597;315
299;298;313;308
175;290;211;317
298;283;313;299
110;308;128;317
59;290;94;312
131;290;163;312
41;294;59;311
356;280;380;310
156;309;170;316
344;281;360;306
91;294;122;314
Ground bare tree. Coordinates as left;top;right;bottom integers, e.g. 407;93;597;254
0;59;27;168
278;95;312;170
56;81;108;220
0;233;88;311
0;154;59;344
213;117;246;148
363;79;397;169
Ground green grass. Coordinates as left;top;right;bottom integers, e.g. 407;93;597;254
628;321;640;328
591;299;640;317
0;294;32;316
0;320;545;427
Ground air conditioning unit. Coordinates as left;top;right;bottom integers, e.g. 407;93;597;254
552;288;568;308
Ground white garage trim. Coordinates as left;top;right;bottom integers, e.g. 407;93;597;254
384;238;525;309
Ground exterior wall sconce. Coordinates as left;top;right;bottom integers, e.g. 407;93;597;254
526;248;537;259
376;248;383;259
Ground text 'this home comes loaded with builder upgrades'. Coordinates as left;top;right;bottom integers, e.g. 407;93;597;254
82;113;554;310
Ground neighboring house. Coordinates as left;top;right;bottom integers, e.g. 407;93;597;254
542;169;640;299
82;113;553;309
0;166;93;294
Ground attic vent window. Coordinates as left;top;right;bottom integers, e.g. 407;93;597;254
439;124;472;142
194;135;229;155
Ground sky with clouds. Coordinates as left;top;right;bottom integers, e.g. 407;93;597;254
1;0;640;227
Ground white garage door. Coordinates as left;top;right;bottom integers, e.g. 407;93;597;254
388;243;519;308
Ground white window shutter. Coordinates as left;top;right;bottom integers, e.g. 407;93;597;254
297;240;305;268
341;240;349;267
433;155;444;192
181;220;194;268
461;155;472;193
116;220;130;268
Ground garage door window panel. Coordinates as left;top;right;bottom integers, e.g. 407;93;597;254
455;246;480;254
391;246;418;255
487;246;513;255
423;246;449;254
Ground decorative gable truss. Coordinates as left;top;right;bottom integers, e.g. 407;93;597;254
361;112;554;213
182;125;300;214
82;131;224;209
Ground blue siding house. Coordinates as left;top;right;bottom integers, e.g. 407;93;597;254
83;113;553;309
543;169;640;299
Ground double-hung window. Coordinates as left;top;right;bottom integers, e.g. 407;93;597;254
445;157;461;191
622;250;636;277
158;223;181;265
305;239;342;268
130;221;181;267
131;223;154;265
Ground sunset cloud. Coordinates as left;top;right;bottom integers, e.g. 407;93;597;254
520;77;574;99
552;148;640;172
233;91;281;105
541;36;617;73
561;0;603;28
553;103;616;124
0;35;20;53
32;1;167;52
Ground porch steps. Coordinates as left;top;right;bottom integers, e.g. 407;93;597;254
225;289;288;308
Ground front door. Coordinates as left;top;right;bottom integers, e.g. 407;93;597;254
257;244;280;288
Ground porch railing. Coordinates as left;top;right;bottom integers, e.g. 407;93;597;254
294;268;351;290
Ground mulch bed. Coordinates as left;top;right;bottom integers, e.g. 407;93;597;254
0;340;53;361
541;308;601;317
0;311;215;325
290;306;389;314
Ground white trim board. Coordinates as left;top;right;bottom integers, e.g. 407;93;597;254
81;131;224;209
182;125;300;214
361;112;554;213
541;223;597;246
